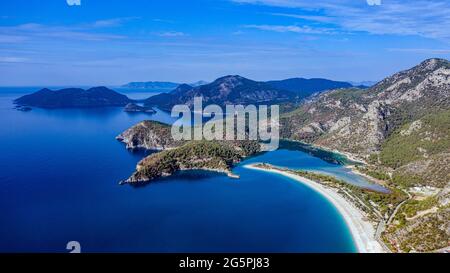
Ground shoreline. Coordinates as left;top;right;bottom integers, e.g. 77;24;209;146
281;139;367;165
244;164;384;253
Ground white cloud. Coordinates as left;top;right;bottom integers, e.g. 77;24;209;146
92;19;123;28
0;23;125;42
232;30;245;35
66;0;81;6
152;18;175;24
270;13;333;23
91;17;139;28
233;0;450;41
244;24;335;34
157;31;186;37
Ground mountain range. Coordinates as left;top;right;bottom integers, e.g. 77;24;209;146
143;76;355;110
123;77;355;101
16;77;359;110
144;75;296;110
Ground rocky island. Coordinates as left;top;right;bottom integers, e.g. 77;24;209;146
14;86;132;108
144;75;295;110
121;140;259;184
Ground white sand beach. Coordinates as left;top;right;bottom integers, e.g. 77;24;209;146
244;164;385;253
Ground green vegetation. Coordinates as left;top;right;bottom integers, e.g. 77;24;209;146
391;173;423;188
257;164;448;253
376;110;450;188
394;197;439;223
276;59;450;253
383;196;448;253
126;140;261;183
368;153;379;165
402;197;438;218
380;110;450;168
326;88;367;103
293;169;406;217
356;166;391;181
386;210;449;253
256;164;407;220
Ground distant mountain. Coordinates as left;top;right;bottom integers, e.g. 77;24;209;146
125;78;354;99
122;80;208;90
124;103;156;114
145;75;294;110
14;87;132;108
121;81;180;90
350;81;378;88
266;78;353;99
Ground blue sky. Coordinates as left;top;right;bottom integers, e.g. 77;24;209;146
0;0;449;86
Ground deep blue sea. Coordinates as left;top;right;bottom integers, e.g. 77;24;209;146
0;88;382;253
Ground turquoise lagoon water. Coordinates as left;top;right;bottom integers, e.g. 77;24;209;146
0;89;382;253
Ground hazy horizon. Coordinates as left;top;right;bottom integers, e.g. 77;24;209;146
0;76;379;88
1;0;449;86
